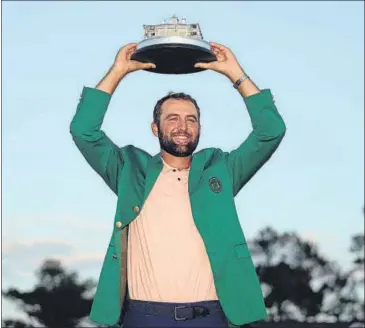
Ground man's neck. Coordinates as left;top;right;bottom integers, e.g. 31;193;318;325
160;151;192;170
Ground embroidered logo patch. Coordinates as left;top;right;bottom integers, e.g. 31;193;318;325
209;177;222;193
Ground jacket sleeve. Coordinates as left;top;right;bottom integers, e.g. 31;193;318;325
70;87;124;195
223;89;286;196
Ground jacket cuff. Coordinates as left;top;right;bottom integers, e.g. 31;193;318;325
79;86;112;109
244;89;274;110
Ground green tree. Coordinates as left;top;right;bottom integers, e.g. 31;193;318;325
249;227;363;323
2;259;96;328
327;208;364;324
1;320;34;328
319;232;364;324
349;233;364;272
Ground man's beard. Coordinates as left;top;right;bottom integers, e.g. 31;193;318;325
158;129;200;157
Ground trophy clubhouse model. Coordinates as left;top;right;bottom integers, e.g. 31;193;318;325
131;15;217;74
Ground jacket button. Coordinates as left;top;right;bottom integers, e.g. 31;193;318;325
133;205;140;213
115;221;122;228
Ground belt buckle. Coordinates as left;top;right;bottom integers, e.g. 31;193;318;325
174;306;188;321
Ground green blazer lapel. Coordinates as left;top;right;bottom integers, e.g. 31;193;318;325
143;153;163;202
188;151;206;195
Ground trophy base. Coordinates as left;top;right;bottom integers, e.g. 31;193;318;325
131;36;217;74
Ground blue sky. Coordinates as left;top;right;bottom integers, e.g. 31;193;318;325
2;1;364;322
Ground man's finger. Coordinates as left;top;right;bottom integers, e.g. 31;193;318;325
210;42;228;51
125;45;138;59
211;47;221;56
194;62;211;69
141;62;156;69
125;43;138;50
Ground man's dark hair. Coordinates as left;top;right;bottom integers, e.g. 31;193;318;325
153;92;201;128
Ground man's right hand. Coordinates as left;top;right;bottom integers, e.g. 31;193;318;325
96;43;155;95
112;43;156;77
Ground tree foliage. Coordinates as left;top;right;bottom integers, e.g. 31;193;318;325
250;227;364;323
2;259;96;328
2;227;364;326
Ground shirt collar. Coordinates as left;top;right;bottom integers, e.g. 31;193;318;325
161;157;190;173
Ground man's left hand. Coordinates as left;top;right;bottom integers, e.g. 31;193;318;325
194;42;245;82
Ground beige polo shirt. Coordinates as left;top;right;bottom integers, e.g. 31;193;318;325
127;158;218;302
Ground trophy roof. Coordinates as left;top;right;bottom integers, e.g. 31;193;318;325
142;16;204;40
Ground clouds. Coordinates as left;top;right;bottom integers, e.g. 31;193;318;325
2;212;112;247
2;239;72;289
2;238;105;291
300;231;337;243
2;238;105;323
3;239;74;259
53;252;105;271
1;211;113;296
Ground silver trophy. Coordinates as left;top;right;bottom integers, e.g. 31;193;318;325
131;15;217;74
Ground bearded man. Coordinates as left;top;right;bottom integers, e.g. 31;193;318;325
70;42;286;328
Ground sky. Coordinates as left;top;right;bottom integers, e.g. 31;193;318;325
1;0;364;322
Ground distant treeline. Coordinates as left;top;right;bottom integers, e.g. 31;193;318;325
2;226;364;328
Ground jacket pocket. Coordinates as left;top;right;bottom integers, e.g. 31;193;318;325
234;243;251;259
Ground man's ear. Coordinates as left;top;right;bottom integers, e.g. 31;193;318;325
151;122;159;137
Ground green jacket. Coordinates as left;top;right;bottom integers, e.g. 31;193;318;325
70;86;286;327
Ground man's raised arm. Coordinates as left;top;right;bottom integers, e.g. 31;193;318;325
195;42;286;196
70;43;155;194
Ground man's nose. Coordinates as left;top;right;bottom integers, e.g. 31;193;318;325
177;119;188;130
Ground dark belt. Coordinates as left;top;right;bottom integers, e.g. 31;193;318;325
173;305;210;321
126;300;215;321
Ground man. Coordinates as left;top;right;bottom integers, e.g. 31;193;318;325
70;42;286;328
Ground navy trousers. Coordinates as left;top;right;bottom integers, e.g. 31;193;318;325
121;299;229;327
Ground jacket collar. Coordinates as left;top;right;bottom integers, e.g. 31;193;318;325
143;153;163;201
